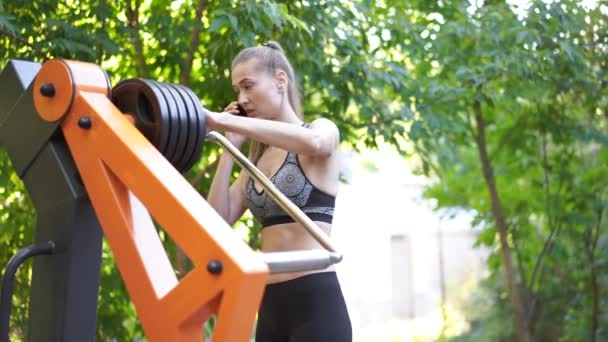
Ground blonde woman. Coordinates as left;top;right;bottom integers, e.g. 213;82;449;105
206;41;351;342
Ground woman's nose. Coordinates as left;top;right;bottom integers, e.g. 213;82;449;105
238;93;249;104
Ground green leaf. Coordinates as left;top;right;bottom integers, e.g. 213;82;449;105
227;14;238;32
475;227;497;247
209;16;229;33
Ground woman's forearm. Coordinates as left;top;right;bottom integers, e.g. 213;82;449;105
207;152;235;221
214;113;336;156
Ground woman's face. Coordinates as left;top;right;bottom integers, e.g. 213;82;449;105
231;59;284;120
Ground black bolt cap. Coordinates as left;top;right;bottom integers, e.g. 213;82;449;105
78;117;92;129
40;83;56;97
207;260;223;275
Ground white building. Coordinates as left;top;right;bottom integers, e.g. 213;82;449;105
332;148;489;341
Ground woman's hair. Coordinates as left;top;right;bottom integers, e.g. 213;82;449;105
231;41;302;165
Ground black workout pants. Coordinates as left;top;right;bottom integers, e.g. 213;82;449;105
255;272;352;342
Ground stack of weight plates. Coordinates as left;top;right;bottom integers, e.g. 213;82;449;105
111;79;206;173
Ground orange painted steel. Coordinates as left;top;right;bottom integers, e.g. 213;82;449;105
33;59;269;341
33;59;111;122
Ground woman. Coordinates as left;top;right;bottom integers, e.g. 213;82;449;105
205;41;352;342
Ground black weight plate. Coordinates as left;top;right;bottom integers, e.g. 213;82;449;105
174;85;199;173
172;84;200;173
143;80;173;157
111;79;170;154
158;82;189;172
176;84;206;172
148;80;180;166
168;83;198;173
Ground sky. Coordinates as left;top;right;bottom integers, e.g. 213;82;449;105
506;0;602;14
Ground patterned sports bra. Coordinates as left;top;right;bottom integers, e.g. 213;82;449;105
246;150;336;228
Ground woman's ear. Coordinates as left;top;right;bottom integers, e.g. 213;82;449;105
275;70;288;93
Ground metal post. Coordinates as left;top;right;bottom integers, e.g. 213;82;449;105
0;60;105;341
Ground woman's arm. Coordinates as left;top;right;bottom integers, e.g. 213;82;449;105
207;112;340;157
207;152;248;225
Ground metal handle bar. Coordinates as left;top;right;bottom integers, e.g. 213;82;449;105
0;241;56;342
262;250;342;274
206;131;341;256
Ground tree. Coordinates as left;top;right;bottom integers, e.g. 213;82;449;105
2;0;606;340
402;0;607;340
0;0;411;339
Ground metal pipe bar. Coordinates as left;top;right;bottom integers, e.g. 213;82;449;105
262;250;343;274
0;241;56;342
206;131;340;255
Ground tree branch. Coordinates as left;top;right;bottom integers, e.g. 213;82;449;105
180;0;209;86
126;0;149;77
96;0;107;64
0;27;50;60
514;238;528;290
585;208;602;342
528;131;558;291
527;223;561;322
473;98;531;342
528;224;560;291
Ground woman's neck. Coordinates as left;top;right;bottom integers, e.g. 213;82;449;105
274;105;302;125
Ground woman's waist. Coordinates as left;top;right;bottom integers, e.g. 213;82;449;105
261;221;335;284
261;221;332;249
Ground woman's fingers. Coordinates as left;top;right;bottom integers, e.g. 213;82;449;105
223;101;238;113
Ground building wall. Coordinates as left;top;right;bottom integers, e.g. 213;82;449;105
331;150;489;341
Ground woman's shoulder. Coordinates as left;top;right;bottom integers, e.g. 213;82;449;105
304;117;340;156
307;118;339;138
307;117;337;128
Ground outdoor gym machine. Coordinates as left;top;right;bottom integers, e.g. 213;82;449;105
0;59;341;341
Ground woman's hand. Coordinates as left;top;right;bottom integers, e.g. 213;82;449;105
206;108;248;149
223;101;241;116
221;102;249;148
206;101;241;131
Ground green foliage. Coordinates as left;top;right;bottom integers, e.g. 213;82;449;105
446;280;514;342
404;0;608;340
0;149;35;340
1;0;607;340
0;0;413;340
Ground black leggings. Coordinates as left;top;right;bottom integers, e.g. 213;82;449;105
255;272;352;342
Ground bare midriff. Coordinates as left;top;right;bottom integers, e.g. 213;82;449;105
261;220;336;284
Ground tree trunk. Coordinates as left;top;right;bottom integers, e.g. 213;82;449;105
584;210;602;342
473;100;531;342
126;0;149;78
96;0;106;64
590;265;598;342
180;0;209;86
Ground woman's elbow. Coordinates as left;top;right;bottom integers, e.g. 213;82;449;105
308;135;335;157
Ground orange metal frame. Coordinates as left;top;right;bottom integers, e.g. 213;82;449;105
33;59;268;341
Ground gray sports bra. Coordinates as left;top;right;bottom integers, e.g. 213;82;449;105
246;150;336;228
